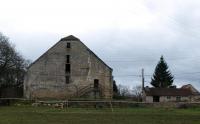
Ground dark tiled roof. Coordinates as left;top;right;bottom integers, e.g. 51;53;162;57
60;35;80;41
181;84;200;95
144;88;194;96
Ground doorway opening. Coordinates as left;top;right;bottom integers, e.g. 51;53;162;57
153;96;160;102
94;79;99;89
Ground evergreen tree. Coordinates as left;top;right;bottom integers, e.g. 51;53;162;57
113;80;119;94
151;56;174;88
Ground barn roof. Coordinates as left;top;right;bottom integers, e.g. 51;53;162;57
144;87;195;96
60;35;80;41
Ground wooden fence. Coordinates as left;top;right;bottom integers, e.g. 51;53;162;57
0;88;23;98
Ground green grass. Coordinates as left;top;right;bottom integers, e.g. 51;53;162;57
0;106;200;124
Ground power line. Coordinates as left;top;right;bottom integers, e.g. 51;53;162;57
104;58;200;63
114;72;200;77
175;72;200;75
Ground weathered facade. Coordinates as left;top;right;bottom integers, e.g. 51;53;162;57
142;84;200;103
24;35;113;100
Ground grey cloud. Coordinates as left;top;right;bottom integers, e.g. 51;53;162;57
4;0;200;90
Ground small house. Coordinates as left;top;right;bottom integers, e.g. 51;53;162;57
143;84;200;102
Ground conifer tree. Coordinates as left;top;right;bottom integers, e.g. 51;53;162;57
151;56;174;88
113;80;119;94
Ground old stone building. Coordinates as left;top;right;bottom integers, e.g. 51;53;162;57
24;35;113;100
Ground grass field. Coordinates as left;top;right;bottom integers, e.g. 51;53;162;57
0;106;200;124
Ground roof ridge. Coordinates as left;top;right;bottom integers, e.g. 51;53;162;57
60;35;80;41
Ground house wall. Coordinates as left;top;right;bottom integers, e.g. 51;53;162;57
145;96;153;102
160;96;190;102
24;39;113;100
144;95;191;103
192;95;200;102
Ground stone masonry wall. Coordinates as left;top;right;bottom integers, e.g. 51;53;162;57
24;38;113;100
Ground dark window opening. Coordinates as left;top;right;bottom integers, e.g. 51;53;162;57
94;79;99;89
153;96;160;102
167;96;171;99
176;96;181;101
66;55;70;63
65;64;71;73
66;76;70;84
67;43;71;48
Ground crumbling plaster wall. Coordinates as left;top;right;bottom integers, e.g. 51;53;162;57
24;39;112;99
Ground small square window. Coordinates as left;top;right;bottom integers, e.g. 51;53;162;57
67;43;71;48
167;96;171;99
176;96;181;101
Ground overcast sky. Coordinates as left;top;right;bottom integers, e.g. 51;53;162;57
1;0;200;90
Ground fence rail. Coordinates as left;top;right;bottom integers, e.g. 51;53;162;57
1;98;200;108
1;98;200;103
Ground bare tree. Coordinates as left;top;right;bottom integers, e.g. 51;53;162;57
118;85;132;98
0;32;30;88
132;85;142;102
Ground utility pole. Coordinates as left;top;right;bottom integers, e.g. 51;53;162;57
142;68;145;90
